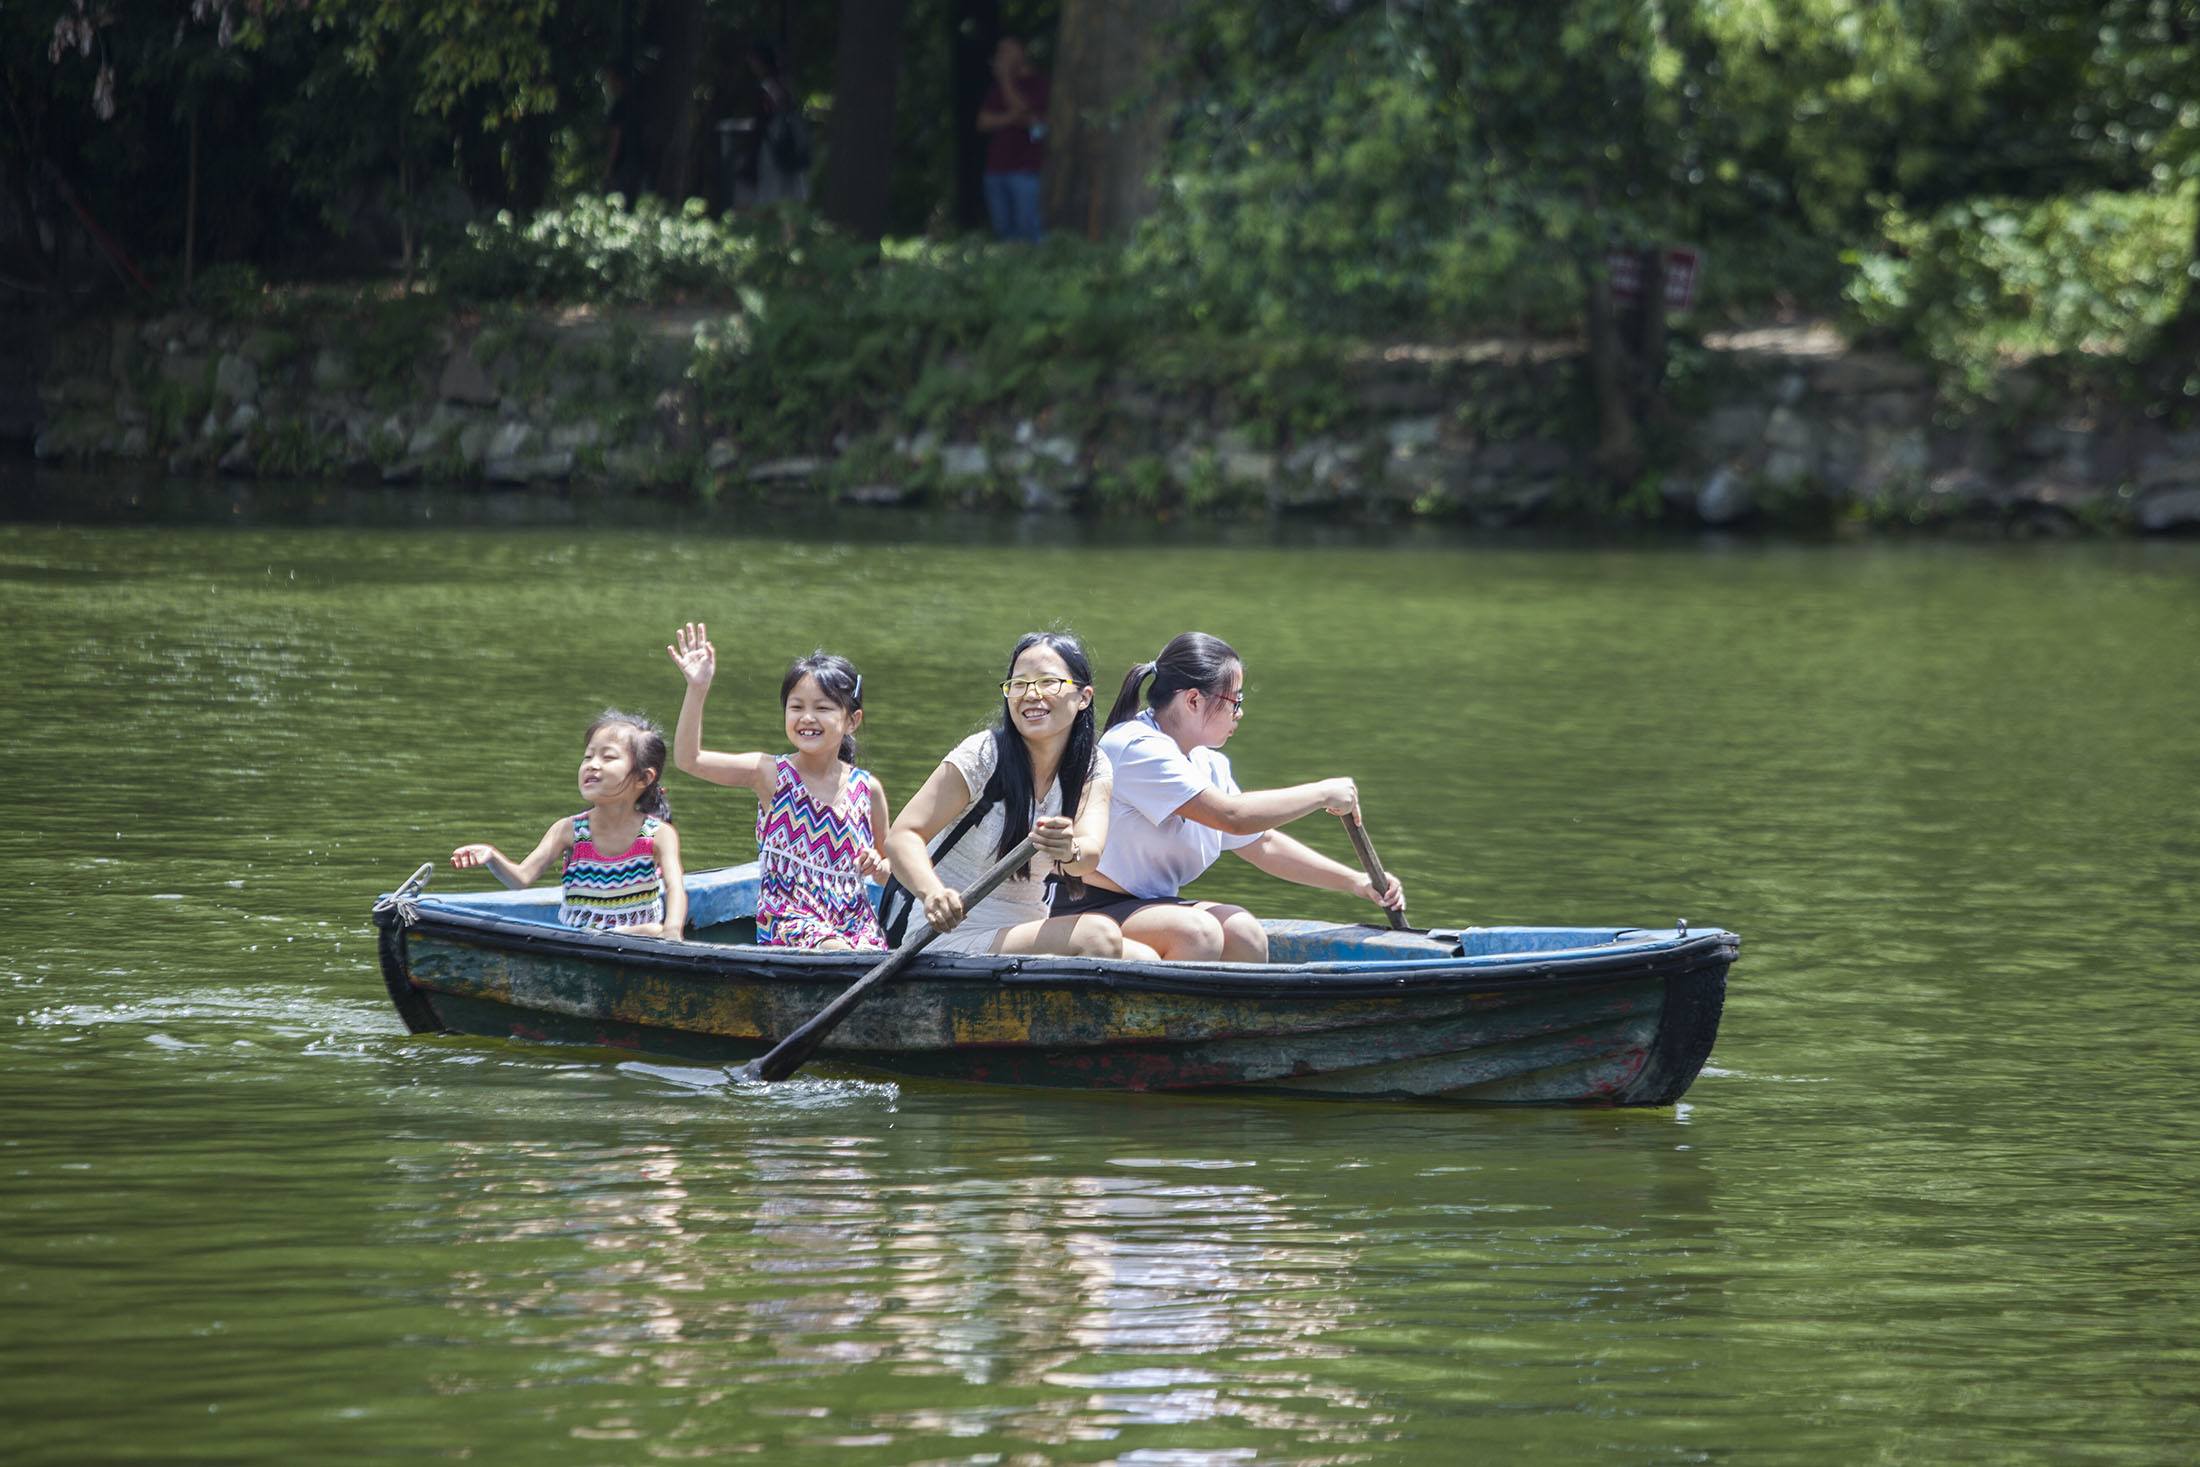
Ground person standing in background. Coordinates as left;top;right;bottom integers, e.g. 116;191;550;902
976;36;1048;243
738;39;811;209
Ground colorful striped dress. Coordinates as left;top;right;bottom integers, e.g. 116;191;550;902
756;756;887;951
558;813;667;932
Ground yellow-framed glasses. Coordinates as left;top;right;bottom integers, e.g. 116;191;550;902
1001;676;1075;699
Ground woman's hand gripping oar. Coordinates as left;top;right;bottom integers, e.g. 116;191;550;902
1342;813;1409;931
733;835;1040;1084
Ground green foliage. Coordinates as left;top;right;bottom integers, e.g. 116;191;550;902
1091;455;1170;513
694;236;1166;453
435;196;747;304
187;263;273;318
255;416;334;477
143;373;215;448
1134;1;1779;335
1846;189;2197;395
350;293;443;407
431;198;877;307
313;0;591;125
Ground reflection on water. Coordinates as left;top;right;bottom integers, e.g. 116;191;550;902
2;490;2198;1463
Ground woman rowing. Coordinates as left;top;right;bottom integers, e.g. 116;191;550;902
884;631;1138;958
1049;631;1403;962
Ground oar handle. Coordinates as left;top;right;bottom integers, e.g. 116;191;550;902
1342;813;1409;931
737;835;1040;1084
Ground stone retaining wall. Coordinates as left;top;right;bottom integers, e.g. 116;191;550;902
14;309;2200;535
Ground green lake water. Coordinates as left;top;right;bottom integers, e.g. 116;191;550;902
3;475;2197;1463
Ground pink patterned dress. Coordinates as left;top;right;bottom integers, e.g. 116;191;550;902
755;757;888;950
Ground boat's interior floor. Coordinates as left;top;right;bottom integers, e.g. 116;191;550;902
675;917;1465;963
661;918;1654;964
412;875;1681;965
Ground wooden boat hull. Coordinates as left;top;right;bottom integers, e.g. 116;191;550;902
374;864;1734;1104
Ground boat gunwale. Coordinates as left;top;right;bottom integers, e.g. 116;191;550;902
378;896;1740;1003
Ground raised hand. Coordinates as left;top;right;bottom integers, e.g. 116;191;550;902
450;844;499;870
666;621;716;688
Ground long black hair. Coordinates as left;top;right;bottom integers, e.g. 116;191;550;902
585;708;671;820
987;631;1098;861
1103;631;1241;731
781;650;865;765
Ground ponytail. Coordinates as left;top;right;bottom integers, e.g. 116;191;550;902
1105;633;1240;730
1103;661;1157;731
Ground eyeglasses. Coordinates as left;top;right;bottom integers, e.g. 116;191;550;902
1204;689;1245;716
1001;676;1076;699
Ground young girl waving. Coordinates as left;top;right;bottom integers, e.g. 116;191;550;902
449;710;687;938
668;623;891;951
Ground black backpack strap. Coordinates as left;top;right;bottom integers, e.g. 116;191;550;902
877;785;999;945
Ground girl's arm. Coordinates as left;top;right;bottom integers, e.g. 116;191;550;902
1034;770;1111;877
1174;777;1360;838
651;822;688;938
859;776;893;880
451;818;572;890
666;622;777;794
1233;829;1405;911
884;761;975;931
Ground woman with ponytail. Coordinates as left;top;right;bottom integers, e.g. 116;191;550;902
885;631;1141;957
1052;631;1403;962
448;709;688;939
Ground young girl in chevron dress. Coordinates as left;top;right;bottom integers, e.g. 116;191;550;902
449;710;688;937
668;624;891;951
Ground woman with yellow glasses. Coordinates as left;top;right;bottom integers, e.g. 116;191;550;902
883;632;1148;959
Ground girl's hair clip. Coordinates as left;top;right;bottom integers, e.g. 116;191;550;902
852;673;863;701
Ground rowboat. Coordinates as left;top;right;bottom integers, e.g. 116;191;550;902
372;862;1736;1104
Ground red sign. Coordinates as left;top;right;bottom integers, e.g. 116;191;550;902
1607;246;1701;310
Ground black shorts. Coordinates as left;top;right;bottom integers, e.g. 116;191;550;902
1048;882;1193;923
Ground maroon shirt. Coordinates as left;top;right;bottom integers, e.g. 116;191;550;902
981;71;1050;174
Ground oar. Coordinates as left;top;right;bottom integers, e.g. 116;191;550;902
1342;813;1409;931
733;834;1039;1084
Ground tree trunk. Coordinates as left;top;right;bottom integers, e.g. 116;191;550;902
183;108;199;296
0;65;61;287
455;118;509;211
1628;245;1669;430
511;114;554;215
1045;0;1181;240
643;0;707;202
950;0;999;230
2164;205;2200;353
820;0;908;241
397;149;415;289
1579;253;1641;487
